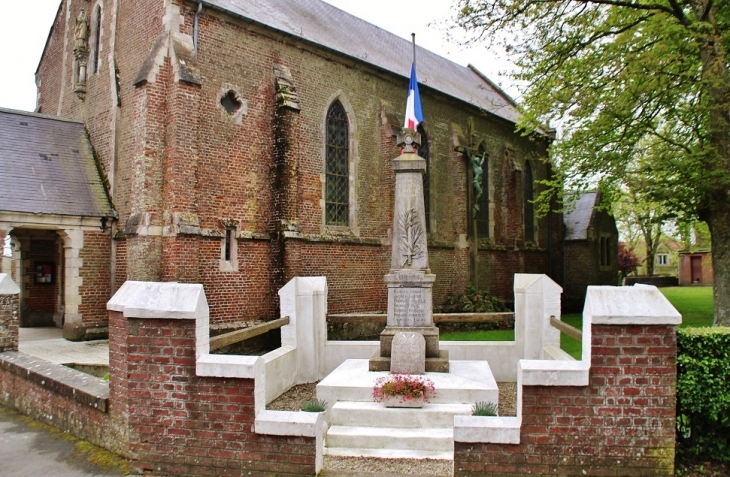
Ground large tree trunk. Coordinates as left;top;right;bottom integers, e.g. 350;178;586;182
707;198;730;326
696;6;730;326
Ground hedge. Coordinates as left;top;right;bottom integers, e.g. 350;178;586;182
676;326;730;463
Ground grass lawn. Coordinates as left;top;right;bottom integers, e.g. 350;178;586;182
659;286;714;328
439;286;715;360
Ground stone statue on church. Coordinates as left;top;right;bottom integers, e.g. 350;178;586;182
75;10;89;50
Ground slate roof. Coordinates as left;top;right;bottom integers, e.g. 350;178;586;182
203;0;519;123
564;191;600;241
0;108;116;219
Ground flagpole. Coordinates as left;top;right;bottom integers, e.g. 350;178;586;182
411;33;416;70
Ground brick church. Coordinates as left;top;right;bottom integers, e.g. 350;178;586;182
0;0;616;339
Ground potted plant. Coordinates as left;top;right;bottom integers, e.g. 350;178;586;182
372;373;435;408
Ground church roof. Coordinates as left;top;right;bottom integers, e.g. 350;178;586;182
204;0;520;124
564;191;600;241
0;108;116;219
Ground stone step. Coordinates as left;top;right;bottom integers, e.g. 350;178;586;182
329;401;472;428
317;359;499;406
324;446;453;461
326;425;453;453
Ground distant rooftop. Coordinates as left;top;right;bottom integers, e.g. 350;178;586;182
0;108;116;219
204;0;519;123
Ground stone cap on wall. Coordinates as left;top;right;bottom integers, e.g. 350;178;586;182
584;284;682;325
0;274;19;295
107;281;208;320
514;274;563;294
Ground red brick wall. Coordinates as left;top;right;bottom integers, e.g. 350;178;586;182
199;238;276;323
0;361;117;453
108;310;317;475
113;237;127;293
454;324;677;476
78;231;112;323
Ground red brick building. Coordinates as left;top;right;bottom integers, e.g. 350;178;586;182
678;250;713;286
563;191;619;311
2;0;570;335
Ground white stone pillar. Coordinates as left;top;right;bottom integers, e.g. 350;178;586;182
61;229;84;325
278;276;328;382
513;274;562;360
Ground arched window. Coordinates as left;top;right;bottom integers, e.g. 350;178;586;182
475;143;490;237
90;5;102;74
325;100;349;226
417;124;430;231
524;160;535;241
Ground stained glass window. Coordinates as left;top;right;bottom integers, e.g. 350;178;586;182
326;101;349;226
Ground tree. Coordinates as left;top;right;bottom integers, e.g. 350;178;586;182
452;0;730;325
611;183;666;276
618;242;642;282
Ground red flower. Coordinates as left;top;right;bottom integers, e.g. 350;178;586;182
372;373;435;404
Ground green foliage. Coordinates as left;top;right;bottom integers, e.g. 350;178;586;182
471;401;498;416
442;286;509;313
102;373;110;381
451;0;730;325
300;399;327;412
677;327;730;463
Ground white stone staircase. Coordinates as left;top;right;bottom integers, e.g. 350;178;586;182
317;359;499;460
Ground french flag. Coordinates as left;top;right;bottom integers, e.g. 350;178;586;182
404;62;424;129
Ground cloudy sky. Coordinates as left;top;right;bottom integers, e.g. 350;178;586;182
0;0;516;112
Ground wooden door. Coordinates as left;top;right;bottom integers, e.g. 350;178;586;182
691;256;703;284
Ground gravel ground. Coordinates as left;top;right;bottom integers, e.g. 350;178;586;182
266;382;319;411
266;381;518;476
323;455;452;476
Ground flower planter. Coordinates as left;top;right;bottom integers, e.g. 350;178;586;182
382;396;424;408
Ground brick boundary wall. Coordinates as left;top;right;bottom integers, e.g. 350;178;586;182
0;352;120;452
108;310;317;476
454;324;677;476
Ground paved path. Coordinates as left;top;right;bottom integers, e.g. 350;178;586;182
0;407;128;477
18;327;109;366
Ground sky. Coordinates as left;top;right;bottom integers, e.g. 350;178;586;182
0;0;516;113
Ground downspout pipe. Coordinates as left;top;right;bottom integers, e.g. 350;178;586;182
194;2;203;53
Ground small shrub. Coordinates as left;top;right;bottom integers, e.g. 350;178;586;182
373;374;435;404
300;399;327;412
441;286;509;314
471;401;498;416
676;327;730;464
102;373;110;381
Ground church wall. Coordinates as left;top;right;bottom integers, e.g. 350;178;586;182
173;4;555;317
77;230;113;323
35;0;562;323
35;1;67;116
